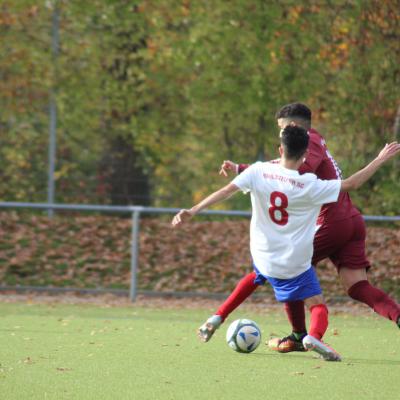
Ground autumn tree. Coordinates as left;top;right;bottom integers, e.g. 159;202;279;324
0;0;399;213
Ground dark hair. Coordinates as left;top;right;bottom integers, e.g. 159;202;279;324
280;125;309;160
275;102;312;122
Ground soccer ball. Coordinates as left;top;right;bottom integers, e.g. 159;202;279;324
226;319;261;353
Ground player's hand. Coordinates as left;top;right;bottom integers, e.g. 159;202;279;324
171;209;195;227
376;142;400;163
219;160;237;177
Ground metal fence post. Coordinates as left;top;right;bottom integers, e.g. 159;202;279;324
47;2;60;217
130;209;141;301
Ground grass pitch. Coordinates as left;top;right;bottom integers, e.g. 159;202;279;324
0;300;399;400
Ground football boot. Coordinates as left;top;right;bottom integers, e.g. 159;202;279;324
197;315;222;342
267;333;306;352
302;334;341;361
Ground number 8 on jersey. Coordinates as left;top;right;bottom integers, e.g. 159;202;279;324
269;191;289;226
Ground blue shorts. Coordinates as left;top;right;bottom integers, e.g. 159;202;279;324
253;265;322;302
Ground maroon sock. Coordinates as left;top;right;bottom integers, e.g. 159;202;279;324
309;304;329;340
284;300;307;333
348;280;400;323
216;272;259;322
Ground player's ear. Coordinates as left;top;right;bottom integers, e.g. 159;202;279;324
302;149;309;162
278;145;284;157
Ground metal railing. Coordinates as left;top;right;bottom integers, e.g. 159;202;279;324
0;201;399;302
0;202;252;301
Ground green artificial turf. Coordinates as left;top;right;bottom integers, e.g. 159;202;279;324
0;301;399;400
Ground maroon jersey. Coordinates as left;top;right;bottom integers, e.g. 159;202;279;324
300;128;359;224
238;128;360;225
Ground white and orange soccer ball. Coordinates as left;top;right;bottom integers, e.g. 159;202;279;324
226;319;261;353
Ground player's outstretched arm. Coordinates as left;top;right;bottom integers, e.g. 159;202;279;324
171;183;239;227
341;142;400;191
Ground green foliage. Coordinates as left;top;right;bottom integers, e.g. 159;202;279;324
0;0;399;212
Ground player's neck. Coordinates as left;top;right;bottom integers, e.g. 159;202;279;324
279;158;303;171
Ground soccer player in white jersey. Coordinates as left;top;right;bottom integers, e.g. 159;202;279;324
171;125;400;361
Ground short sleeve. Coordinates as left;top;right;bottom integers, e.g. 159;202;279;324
308;179;341;205
231;162;259;193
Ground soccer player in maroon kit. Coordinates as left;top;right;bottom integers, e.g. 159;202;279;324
198;103;400;350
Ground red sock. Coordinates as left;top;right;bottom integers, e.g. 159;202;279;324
348;280;400;323
309;304;329;340
216;272;259;322
284;300;307;333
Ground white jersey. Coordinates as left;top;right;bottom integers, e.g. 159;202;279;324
232;162;341;279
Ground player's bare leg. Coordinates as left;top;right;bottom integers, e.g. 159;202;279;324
197;315;222;342
339;267;368;289
340;267;400;327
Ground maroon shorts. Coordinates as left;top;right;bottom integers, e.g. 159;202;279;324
312;214;370;271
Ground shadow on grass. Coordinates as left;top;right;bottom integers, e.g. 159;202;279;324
342;357;400;366
251;351;400;366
